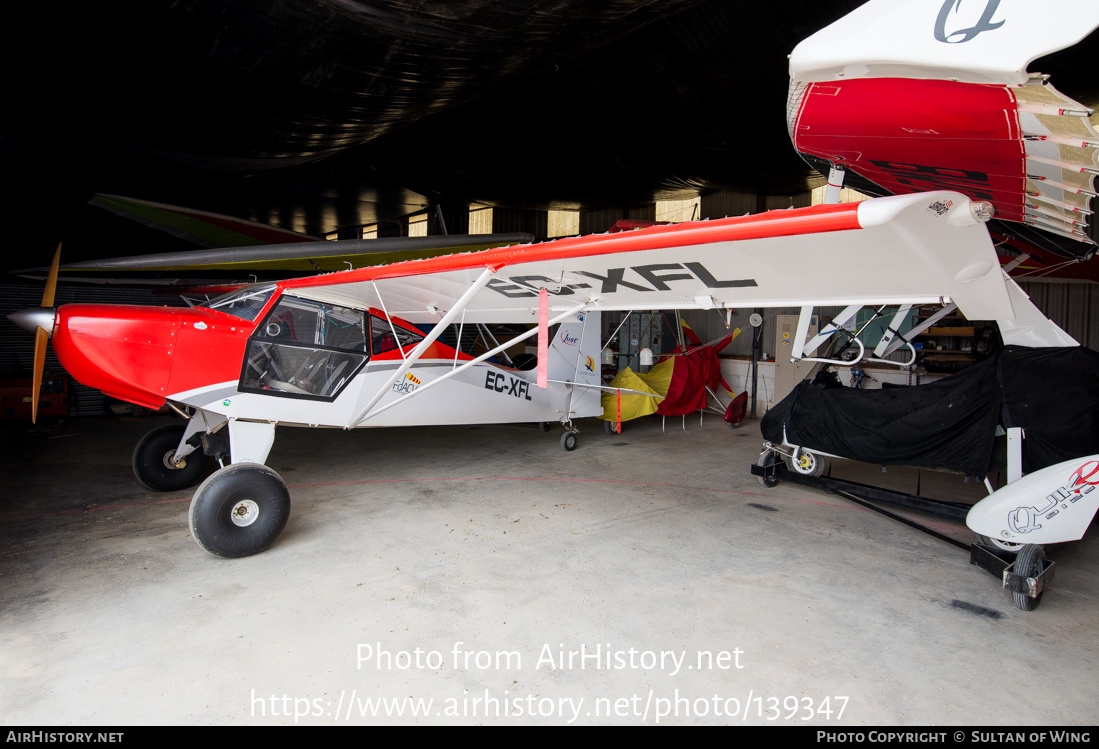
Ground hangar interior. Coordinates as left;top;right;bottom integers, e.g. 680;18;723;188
2;0;1098;727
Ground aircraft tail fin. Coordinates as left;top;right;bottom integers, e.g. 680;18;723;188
546;310;601;387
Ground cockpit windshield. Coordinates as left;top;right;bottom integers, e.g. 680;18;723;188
199;285;277;321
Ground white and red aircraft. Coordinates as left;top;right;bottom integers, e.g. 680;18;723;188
11;190;1018;558
8;1;1098;610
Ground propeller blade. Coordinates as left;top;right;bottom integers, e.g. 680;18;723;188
32;329;47;424
42;243;61;307
32;243;60;424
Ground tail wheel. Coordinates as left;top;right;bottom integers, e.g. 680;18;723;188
561;431;578;451
189;463;291;558
1012;544;1047;612
133;424;210;491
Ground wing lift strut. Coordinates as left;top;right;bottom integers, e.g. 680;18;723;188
347;267;594;428
346;267;678;432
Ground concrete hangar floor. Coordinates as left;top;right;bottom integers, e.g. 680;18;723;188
2;412;1097;726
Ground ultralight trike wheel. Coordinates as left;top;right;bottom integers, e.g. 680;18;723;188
785;449;827;478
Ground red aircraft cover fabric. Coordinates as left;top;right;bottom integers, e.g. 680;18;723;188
791;78;1026;223
653;323;738;417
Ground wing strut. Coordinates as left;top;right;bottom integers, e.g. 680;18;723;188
346;268;496;427
372;280;407;361
352;301;589;426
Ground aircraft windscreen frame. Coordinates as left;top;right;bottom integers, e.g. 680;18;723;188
200;284;278;321
239;295;370;401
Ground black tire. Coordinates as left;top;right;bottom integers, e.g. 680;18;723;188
189;463;291;558
1012;544;1047;612
603;419;617;436
756;450;778;488
537;422;551;433
132;424;210;492
785;450;827;478
561;431;578;452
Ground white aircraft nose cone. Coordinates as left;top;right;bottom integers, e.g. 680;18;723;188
7;307;56;336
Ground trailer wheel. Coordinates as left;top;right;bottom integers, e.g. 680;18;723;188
756;450;778;488
1012;544;1047;612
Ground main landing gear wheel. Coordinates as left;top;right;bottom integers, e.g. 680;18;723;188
756;451;778;488
537;422;551;433
603;420;618;436
1012;544;1047;612
132;424;209;491
561;431;578;451
785;450;827;478
189;463;291;558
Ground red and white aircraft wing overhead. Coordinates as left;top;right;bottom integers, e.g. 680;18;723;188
280;191;1013;325
788;0;1099;253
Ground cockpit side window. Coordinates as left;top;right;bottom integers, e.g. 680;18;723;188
370;315;424;355
240;296;368;400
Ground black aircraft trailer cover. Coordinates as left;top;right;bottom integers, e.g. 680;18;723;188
761;346;1099;480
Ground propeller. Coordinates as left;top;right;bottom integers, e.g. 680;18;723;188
7;244;61;423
